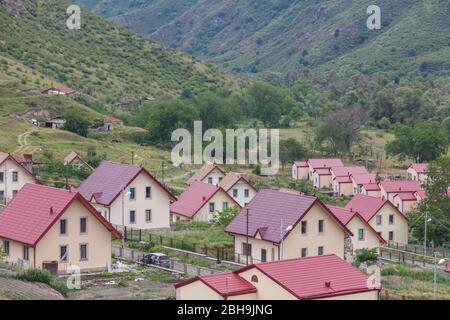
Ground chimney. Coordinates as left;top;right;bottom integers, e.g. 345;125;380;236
202;196;206;201
50;206;54;215
325;281;332;288
23;154;33;163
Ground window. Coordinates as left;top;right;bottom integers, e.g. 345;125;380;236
209;203;215;213
80;244;88;261
12;190;18;197
129;187;136;200
129;210;136;224
60;219;67;235
242;243;252;256
261;249;267;263
0;191;4;201
358;229;365;241
389;231;394;241
208;177;213;184
12;171;18;182
389;214;395;225
376;215;382;225
145;187;152;199
0;172;3;183
301;248;308;258
3;240;9;256
301;221;308;235
219;177;223;183
318;246;324;256
80;217;87;234
145;210;152;223
233;189;238;198
244;189;250;198
318;220;325;234
22;246;29;261
60;246;68;262
222;202;229;211
251;275;259;283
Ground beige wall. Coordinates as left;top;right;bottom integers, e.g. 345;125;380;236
0;159;35;203
368;204;409;244
99;171;171;230
407;168;426;184
1;199;113;273
313;172;332;189
176;280;222;300
1;239;35;269
227;180;256;207
393;197;418;215
346;216;382;252
233;203;346;262
362;188;381;198
292;165;308;180
191;190;239;223
333;181;353;196
201;169;225;186
318;290;379;300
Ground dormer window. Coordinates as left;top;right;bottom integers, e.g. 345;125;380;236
251;275;259;283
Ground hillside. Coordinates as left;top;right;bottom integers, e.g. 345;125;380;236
0;0;239;112
74;0;450;81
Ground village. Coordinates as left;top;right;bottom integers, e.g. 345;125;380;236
0;145;449;300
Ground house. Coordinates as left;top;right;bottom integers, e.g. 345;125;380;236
379;180;422;203
361;183;381;198
218;173;256;207
170;181;241;223
345;195;409;244
103;116;124;131
292;161;309;180
41;85;76;96
175;254;380;300
327;205;386;254
187;163;226;186
63;151;93;170
308;159;344;189
76;161;176;230
43;117;65;129
392;193;419;215
407;163;428;184
0;152;37;204
351;174;377;195
0;184;121;274
331;167;369;196
225;189;352;264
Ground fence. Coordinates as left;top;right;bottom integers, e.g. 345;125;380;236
114;225;235;262
379;246;447;269
385;242;449;259
112;245;217;277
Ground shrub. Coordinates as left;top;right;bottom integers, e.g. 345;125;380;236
16;269;53;284
355;248;379;265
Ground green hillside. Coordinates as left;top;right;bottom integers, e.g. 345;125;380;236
0;0;239;112
74;0;450;80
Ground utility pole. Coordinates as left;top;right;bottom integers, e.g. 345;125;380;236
121;187;126;249
424;211;429;261
162;161;165;184
131;151;134;165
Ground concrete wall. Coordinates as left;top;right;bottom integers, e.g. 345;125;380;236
0;158;35;203
368;204;409;244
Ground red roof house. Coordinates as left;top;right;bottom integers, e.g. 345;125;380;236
380;180;422;202
175;254;381;300
308;159;344;169
331;166;369;196
41;84;75;96
0;184;120;273
170;181;240;222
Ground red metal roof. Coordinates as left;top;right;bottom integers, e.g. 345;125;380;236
351;173;377;185
394;192;418;201
0;184;121;246
225;189;352;243
334;176;352;183
409;163;428;174
76;161;175;206
236;254;380;299
315;168;331;176
308;158;344;169
294;161;308;167
363;183;381;191
380;180;422;193
170;181;239;218
42;85;75;94
345;195;408;223
331;166;369;177
175;272;257;297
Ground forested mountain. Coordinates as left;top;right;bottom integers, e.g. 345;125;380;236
73;0;450;82
0;0;239;111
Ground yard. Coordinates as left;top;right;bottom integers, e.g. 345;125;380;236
381;263;450;300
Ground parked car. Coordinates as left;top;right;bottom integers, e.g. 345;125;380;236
443;242;450;249
140;253;171;268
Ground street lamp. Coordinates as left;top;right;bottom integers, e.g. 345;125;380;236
433;253;446;300
424;212;432;260
280;221;293;260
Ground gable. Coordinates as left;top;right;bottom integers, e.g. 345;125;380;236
195;189;240;217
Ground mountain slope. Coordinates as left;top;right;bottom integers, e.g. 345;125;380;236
0;0;238;111
74;0;450;80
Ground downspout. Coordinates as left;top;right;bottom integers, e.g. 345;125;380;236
33;245;36;269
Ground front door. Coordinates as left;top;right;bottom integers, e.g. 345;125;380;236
42;261;58;275
261;249;267;263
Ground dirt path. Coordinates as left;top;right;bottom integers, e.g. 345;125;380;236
0;277;64;300
15;128;36;154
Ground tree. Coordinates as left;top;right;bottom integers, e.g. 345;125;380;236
86;146;106;168
386;122;448;162
63;109;90;137
410;156;450;246
279;139;308;168
212;207;241;227
193;92;241;130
